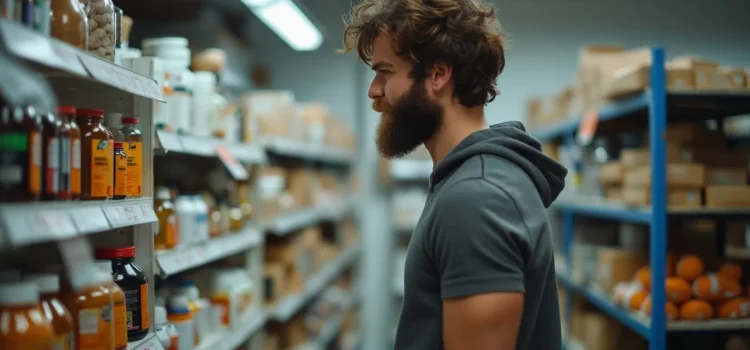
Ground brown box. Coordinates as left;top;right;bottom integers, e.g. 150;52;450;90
691;150;749;168
265;240;299;265
279;317;309;348
716;67;747;90
623;187;702;208
584;313;623;350
706;167;747;186
295;102;329;144
665;123;725;148
605;187;623;202
596;248;648;293
264;263;287;305
287;167;312;208
599;161;623;185
624;163;705;188
608;61;695;96
705;186;750;208
619;146;694;168
242;90;295;141
300;227;323;250
670;56;720;90
264;333;280;350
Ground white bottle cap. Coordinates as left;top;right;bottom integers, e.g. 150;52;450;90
24;273;60;294
69;264;101;292
154;305;167;326
0;281;39;306
0;270;22;283
95;260;114;274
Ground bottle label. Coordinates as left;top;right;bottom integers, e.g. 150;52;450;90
45;136;60;195
77;305;112;349
60;135;71;197
114;144;128;197
126;141;142;196
114;299;128;349
211;295;231;325
167;215;178;247
0;132;27;188
125;283;149;331
71;137;81;195
90;139;113;198
52;331;74;350
30;130;41;195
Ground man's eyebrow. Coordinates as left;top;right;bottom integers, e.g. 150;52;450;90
372;62;394;71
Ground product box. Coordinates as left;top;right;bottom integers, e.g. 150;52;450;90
705;186;750;208
599;161;623;185
623;163;705;188
264;333;280;350
296;102;329;144
313;242;341;273
278;317;309;349
263;263;287;305
286;167;312;208
584;313;623;350
619;146;695;168
716;67;747;90
670;56;720;90
706;167;747;186
607;60;695;96
605;187;623;202
691;149;749;168
265;239;299;266
242;90;295;142
622;187;702;208
596;247;648;293
665;123;725;148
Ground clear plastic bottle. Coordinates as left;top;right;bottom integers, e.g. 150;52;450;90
24;273;75;350
0;281;55;350
192;195;209;243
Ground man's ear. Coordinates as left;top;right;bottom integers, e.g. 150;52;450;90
428;61;452;93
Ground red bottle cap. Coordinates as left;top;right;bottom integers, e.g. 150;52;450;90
57;105;76;115
96;246;136;259
76;108;104;117
113;142;124;148
121;117;139;124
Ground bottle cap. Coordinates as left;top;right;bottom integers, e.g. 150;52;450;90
68;264;102;292
0;270;21;283
76;108;104;117
57;105;76;115
96;246;136;259
156;187;172;200
122;117;139;124
0;282;39;306
168;294;190;314
24;273;60;294
154;306;167;326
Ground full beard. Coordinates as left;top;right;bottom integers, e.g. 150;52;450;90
373;82;443;159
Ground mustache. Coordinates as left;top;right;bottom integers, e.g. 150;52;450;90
372;98;392;113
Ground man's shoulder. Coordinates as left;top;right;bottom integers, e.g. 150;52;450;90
437;154;537;202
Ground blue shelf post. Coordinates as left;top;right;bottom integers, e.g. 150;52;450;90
648;46;667;350
562;133;576;340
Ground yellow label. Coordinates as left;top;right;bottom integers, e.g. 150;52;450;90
29;130;41;195
71;137;81;195
114;145;128;197
114;301;127;349
52;332;74;350
77;305;112;349
211;294;231;325
126;141;142;196
90;139;113;198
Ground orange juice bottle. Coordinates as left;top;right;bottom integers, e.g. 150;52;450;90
64;264;115;350
0;281;55;350
25;273;75;350
96;260;128;350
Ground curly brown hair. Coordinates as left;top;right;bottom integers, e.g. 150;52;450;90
341;0;507;108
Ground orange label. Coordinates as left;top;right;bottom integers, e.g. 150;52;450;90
77;305;112;349
52;332;74;350
140;284;149;329
90;139;113;198
114;144;128;197
167;215;178;247
29;131;41;195
71;137;81;195
114;301;127;349
211;295;230;325
126;141;142;196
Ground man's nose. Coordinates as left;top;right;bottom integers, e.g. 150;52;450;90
368;79;383;100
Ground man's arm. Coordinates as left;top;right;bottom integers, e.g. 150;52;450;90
429;179;530;350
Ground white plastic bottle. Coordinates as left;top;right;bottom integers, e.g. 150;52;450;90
175;194;195;246
192;195;209;243
154;306;171;349
168;295;194;350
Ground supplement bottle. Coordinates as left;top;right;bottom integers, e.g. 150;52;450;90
63;264;115;350
105;113;125;143
25;273;75;350
175;194;195;246
120;117;142;197
95;260;127;350
154;306;171;349
75;108;113;200
96;246;150;341
40;111;62;200
0;281;55;350
192;194;209;243
178;280;202;345
113;142;128;200
0;104;42;202
154;186;178;250
167;295;194;350
57;108;73;200
58;106;81;199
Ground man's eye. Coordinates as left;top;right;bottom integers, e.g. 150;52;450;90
378;70;391;74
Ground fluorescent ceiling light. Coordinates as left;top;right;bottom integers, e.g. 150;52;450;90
242;0;323;51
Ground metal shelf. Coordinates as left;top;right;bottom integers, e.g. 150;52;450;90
263;138;354;165
195;309;267;350
155;130;267;164
155;226;263;277
266;197;356;236
269;244;361;322
127;332;164;350
0;20;163;101
0;197;156;248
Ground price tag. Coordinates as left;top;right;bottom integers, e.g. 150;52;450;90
179;135;215;157
577;109;599;146
230;144;266;164
216;144;250;180
57;236;94;276
0;20;59;70
139;202;157;223
156;130;183;153
0;205;76;247
70;206;110;234
131;335;164;350
78;52;163;100
48;40;88;76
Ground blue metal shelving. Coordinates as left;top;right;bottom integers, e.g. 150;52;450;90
537;47;750;350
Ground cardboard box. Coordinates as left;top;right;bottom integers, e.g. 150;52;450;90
300;227;323;250
716;67;747;90
599;161;623;185
263;263;287;305
665;123;725;148
296;102;328;144
705;186;750;208
706;167;747;186
619;146;694;168
691;149;749;168
279;317;308;348
242;90;295;141
624;163;705;188
265;240;299;266
596;247;648;293
670;56;720;90
286;167;312;208
584;312;623;350
623;187;702;208
264;333;280;350
605;187;623;202
607;61;696;96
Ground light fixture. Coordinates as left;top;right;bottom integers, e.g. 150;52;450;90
242;0;323;51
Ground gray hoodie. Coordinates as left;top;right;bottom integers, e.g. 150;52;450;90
394;121;567;350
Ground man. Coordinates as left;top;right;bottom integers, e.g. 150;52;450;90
341;1;568;349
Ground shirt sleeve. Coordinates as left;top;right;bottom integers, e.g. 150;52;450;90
430;178;530;299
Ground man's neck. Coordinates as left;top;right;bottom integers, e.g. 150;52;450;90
424;105;487;167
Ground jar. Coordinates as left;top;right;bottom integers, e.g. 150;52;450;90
95;260;127;350
0;104;42;202
0;281;55;350
154;187;178;250
113;142;127;200
169;86;192;134
191;195;209;243
24;273;75;350
120;117;142;197
50;0;88;49
80;0;115;60
62;264;114;350
40;111;62;201
96;246;149;341
75;108;113;200
57;106;81;200
167;295;193;350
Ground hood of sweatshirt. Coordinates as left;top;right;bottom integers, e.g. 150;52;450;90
430;121;568;207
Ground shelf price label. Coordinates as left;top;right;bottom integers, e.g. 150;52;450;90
216;144;249;180
156;130;183;153
48;40;88;76
70;207;110;234
103;202;157;228
179;135;216;156
78;53;163;100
